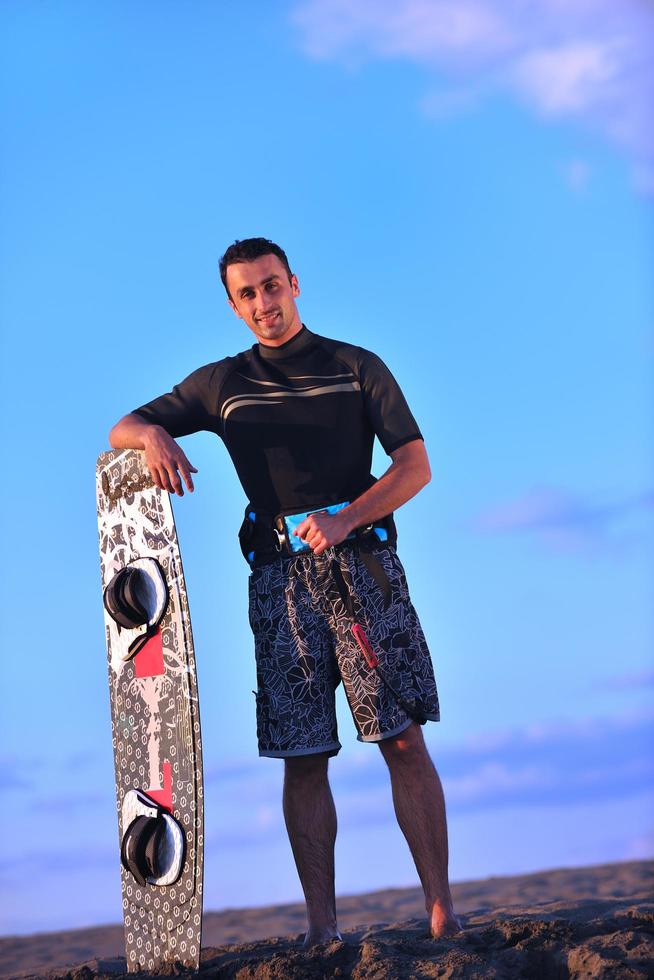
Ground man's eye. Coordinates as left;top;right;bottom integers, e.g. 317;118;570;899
266;282;278;291
242;290;254;299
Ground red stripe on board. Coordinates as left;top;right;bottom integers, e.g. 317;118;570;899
147;760;173;813
133;628;165;677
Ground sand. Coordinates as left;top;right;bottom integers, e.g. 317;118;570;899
2;860;652;978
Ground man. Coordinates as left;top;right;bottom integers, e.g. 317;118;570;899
109;238;460;945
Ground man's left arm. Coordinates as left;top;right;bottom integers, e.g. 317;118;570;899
294;439;430;556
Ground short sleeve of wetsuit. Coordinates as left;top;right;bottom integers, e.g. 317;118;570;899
358;349;423;454
131;362;222;438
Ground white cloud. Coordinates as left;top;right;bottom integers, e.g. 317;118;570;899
472;486;654;555
292;0;514;64
365;1;512;62
445;760;546;805
291;0;654;191
512;39;622;113
593;668;654;691
336;709;654;823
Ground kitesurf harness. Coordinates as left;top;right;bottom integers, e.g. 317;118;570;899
103;557;169;659
239;502;395;566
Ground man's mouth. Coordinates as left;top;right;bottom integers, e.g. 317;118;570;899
256;311;280;324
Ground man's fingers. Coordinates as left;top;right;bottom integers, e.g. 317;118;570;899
179;457;196;493
294;518;310;540
142;432;199;498
308;529;327;551
293;515;346;552
165;462;185;496
150;464;166;491
157;464;175;495
146;458;169;491
295;518;331;548
147;452;196;497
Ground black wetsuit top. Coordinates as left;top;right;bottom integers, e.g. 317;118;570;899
133;325;422;517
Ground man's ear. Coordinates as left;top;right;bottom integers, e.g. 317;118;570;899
291;274;300;298
227;296;241;318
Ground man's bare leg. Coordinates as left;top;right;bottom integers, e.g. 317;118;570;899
379;722;461;938
282;752;341;946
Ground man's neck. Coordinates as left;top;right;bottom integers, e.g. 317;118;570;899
256;324;315;361
255;316;304;349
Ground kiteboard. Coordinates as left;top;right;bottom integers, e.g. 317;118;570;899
96;448;203;973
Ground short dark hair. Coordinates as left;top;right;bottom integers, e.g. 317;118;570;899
219;238;293;297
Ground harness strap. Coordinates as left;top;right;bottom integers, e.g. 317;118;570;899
328;554;427;726
357;541;392;611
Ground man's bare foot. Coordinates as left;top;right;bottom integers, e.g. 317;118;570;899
302;928;342;948
429;904;463;939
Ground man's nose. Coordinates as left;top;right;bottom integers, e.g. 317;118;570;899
257;292;275;311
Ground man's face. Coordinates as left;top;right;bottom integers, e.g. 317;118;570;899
226;254;302;346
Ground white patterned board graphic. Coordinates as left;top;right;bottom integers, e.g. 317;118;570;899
96;449;204;973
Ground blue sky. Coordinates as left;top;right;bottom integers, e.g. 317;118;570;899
1;1;652;935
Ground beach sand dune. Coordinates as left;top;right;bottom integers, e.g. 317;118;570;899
3;860;652;978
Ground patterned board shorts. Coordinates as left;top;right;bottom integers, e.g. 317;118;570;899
247;543;440;758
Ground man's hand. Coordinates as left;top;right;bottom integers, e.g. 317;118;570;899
109;413;198;497
294;510;355;557
142;426;198;496
292;441;431;556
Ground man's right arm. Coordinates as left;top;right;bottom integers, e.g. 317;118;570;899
109;413;198;496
